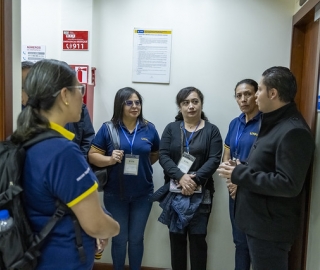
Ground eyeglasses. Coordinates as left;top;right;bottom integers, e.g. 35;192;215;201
124;100;141;107
235;92;253;100
52;84;86;97
67;85;86;96
181;99;199;106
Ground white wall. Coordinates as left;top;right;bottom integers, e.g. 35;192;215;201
21;0;295;269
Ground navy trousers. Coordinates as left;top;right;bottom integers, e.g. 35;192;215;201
229;195;251;270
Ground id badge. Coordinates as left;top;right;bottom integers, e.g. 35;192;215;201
124;154;139;175
177;152;196;173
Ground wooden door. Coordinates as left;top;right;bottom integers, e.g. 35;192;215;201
290;2;320;269
0;0;13;140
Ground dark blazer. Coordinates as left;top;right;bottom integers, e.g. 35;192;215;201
65;104;95;159
232;102;315;243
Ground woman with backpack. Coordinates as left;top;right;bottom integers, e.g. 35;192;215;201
10;59;119;270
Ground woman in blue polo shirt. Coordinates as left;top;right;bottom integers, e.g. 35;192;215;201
223;79;261;270
11;59;119;270
89;87;160;270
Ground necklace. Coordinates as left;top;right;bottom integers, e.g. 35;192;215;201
186;120;201;130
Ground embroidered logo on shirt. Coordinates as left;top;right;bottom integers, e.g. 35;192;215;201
141;138;152;145
76;167;90;181
250;132;258;136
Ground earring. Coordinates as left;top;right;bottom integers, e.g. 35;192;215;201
65;102;69;105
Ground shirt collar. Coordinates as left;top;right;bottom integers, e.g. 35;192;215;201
49;122;75;141
119;120;142;131
239;111;262;124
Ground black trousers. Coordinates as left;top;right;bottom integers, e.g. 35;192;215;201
169;232;207;270
246;234;292;270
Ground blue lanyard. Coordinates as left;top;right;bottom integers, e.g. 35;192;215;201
183;120;201;153
120;121;139;154
235;123;244;151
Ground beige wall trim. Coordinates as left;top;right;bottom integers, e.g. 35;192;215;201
293;0;320;25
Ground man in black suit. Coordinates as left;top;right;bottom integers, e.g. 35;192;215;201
218;66;315;270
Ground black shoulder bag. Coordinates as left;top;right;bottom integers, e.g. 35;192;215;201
93;121;120;192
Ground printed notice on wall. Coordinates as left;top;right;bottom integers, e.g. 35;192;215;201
21;45;46;63
132;29;172;84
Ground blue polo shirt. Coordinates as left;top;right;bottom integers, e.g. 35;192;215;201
224;112;261;162
91;120;160;197
23;122;98;270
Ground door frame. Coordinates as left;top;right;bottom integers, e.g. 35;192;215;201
0;0;13;140
290;1;320;269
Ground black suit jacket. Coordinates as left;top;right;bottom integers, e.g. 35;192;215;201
232;102;314;243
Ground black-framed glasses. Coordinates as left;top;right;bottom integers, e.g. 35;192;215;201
52;84;86;97
124;100;141;107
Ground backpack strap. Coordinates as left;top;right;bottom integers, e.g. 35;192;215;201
10;202;70;269
105;121;120;149
104;122;124;198
0;185;22;207
23;129;63;149
71;213;86;263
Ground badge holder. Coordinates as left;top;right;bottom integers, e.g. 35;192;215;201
177;152;196;173
123;154;139;175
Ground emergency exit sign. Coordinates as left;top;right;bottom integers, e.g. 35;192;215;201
63;30;88;50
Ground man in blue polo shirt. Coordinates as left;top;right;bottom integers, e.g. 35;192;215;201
222;79;261;270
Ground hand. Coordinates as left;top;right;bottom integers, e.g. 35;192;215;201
179;173;197;196
217;161;237;180
96;238;109;253
228;183;237;200
228;159;240;166
111;150;124;164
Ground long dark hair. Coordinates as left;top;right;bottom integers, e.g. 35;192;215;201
174;87;208;121
11;59;77;144
111;87;145;127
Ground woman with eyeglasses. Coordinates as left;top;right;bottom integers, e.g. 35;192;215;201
11;59;120;270
21;61;95;161
88;87;160;270
221;79;261;270
158;87;222;270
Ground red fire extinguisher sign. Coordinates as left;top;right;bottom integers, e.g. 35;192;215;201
70;65;88;84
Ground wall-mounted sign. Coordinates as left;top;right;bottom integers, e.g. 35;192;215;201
132;28;172;84
21;45;46;62
69;65;89;104
69;65;89;84
63;30;88;50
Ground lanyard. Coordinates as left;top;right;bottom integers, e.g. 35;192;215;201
183;120;201;153
120;121;139;154
235;123;244;152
